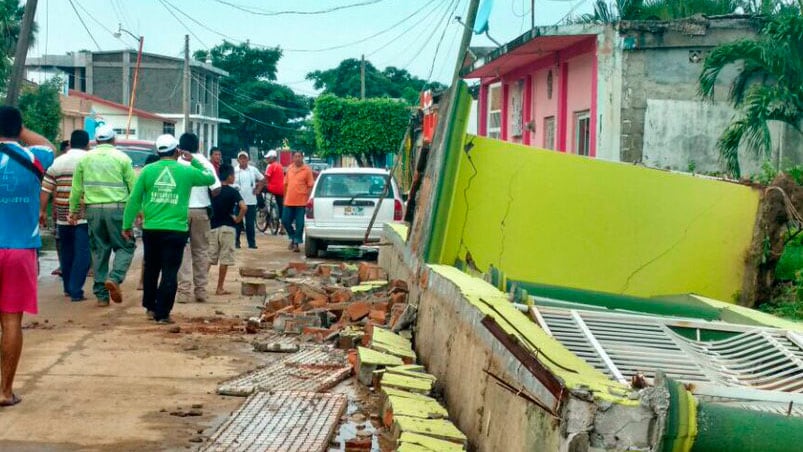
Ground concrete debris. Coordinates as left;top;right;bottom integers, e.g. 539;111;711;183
251;341;300;353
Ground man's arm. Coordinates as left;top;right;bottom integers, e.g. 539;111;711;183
306;166;315;188
188;158;217;186
39;170;56;225
121;157;137;193
69;161;84;214
19;127;55;150
233;199;247;224
122;175;146;233
252;167;265;194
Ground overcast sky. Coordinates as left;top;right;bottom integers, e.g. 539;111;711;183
27;0;594;95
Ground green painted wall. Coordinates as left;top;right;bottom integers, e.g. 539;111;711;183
438;136;761;302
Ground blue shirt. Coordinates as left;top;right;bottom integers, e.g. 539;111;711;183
0;141;55;249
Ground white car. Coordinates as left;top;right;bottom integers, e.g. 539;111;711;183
304;167;403;257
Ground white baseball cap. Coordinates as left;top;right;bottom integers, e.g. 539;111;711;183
237;151;249;159
266;150;277;159
95;124;115;141
155;134;179;154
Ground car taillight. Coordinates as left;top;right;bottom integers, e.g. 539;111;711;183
306;198;314;219
394;199;403;221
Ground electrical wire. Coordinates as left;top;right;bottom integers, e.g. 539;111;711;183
72;0;129;47
434;8;463;82
208;0;386;17
423;0;462;84
162;0;433;54
193;74;305;131
67;0;101;51
366;0;449;58
397;0;457;74
157;0;210;50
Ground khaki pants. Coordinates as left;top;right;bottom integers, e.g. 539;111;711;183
177;208;210;301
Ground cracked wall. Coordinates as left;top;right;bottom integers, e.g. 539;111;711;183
437;135;761;301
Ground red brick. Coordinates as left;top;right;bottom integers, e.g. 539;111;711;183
372;301;389;313
291;291;306;306
317;265;334;277
302;298;328;310
358;262;387;282
346;301;371;321
390;292;407;306
241;281;266;296
286;262;309;272
369;310;386;324
330;288;353;304
388;303;406;329
267;295;291;312
390;279;409;292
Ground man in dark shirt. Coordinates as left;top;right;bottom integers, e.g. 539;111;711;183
208;163;246;295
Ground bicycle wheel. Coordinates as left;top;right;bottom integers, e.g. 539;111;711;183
256;207;269;232
268;201;280;235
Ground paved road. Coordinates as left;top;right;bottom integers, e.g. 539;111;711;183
0;231;337;451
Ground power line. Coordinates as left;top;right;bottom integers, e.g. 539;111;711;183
157;0;210;49
160;0;433;54
209;0;386;17
193;74;306;131
424;0;462;83
67;0;101;51
366;0;449;58
435;6;464;82
72;0;129;47
395;0;457;72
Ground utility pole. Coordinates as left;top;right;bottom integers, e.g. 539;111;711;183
360;54;366;100
5;0;38;106
531;0;535;29
450;0;481;85
183;34;190;134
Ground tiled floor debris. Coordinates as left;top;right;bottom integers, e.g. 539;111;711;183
218;347;351;396
200;391;347;452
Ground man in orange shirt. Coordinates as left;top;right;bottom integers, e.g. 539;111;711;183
282;151;314;253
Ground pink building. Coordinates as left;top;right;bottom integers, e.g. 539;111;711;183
461;18;797;174
465;27;604;157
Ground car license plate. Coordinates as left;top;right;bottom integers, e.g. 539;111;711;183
344;206;365;216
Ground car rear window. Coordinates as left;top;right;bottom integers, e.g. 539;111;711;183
118;146;157;168
315;173;393;198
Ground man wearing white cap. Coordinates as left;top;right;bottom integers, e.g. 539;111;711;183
69;124;136;306
233;151;264;249
122;134;216;323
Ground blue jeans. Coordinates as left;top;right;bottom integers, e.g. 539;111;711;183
282;206;306;245
57;223;91;300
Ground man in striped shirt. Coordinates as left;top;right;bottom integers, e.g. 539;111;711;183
69;124;137;306
40;130;91;302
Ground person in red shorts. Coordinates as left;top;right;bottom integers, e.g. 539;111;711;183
0;106;55;407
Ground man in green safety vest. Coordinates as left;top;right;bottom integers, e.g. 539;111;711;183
69;124;137;307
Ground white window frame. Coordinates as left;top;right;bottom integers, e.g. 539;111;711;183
574;110;591;156
487;82;502;139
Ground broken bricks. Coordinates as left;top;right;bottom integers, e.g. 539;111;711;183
241;278;267;297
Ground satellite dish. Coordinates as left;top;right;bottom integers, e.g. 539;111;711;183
473;0;495;35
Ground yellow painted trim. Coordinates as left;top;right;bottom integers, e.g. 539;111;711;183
427;264;636;404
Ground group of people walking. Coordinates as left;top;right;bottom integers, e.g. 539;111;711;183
0;104;317;408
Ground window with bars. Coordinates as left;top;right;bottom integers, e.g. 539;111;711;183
487;83;502;139
543;116;556;150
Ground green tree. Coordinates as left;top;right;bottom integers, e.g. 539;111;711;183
0;0;36;93
18;78;62;144
313;94;411;167
306;58;446;105
699;9;803;177
194;41;311;152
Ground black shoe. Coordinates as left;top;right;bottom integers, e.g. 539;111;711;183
235;244;241;249
146;310;155;320
248;245;258;249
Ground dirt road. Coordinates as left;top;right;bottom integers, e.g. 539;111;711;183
0;232;338;451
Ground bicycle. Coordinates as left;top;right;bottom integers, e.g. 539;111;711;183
256;192;281;235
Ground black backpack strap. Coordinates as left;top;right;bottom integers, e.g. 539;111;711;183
0;143;44;181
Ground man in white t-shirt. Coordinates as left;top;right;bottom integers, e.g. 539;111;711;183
176;133;220;303
233;151;264;249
